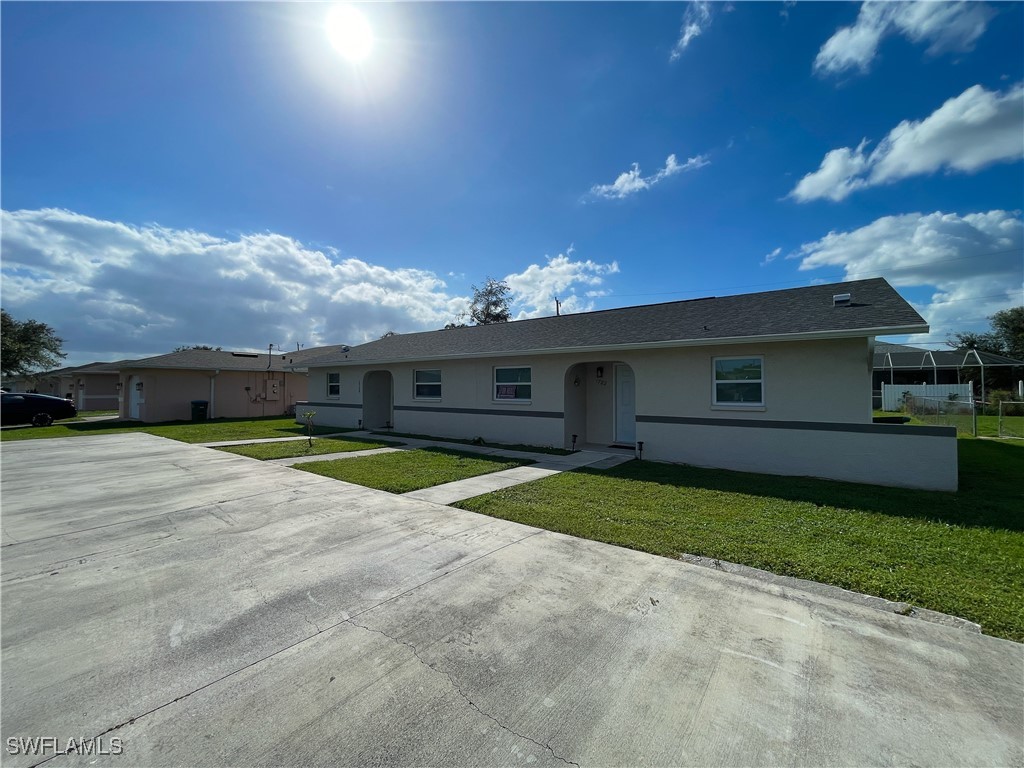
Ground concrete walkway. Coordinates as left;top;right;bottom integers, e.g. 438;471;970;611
209;431;634;504
2;433;1020;768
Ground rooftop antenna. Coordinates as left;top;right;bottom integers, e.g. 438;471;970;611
267;343;278;369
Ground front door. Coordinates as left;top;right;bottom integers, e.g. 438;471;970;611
129;376;142;419
614;364;636;445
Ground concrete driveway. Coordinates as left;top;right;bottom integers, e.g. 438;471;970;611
1;433;1021;767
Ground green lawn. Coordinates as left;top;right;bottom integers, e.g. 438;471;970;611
873;410;1002;437
0;416;342;444
370;430;572;455
294;447;533;494
217;436;393;460
456;437;1024;642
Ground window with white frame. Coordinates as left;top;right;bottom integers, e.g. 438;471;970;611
712;356;764;405
414;369;442;399
494;367;531;401
327;372;341;398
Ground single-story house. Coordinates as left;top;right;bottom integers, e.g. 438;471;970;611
295;278;958;491
2;361;126;411
115;346;349;423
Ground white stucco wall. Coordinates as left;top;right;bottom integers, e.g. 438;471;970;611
636;419;958;491
298;336;957;490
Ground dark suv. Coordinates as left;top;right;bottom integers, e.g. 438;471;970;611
1;393;78;427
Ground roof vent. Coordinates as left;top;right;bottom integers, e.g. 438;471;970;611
231;352;259;358
833;293;852;307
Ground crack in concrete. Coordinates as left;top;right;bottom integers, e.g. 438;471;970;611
345;616;581;767
25;528;550;767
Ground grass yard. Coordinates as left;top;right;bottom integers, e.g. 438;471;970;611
0;416;342;444
873;410;1003;437
371;430;572;455
294;447;533;494
456;437;1024;642
217;436;393;460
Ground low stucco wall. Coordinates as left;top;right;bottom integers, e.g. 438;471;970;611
635;418;958;491
298;401;958;491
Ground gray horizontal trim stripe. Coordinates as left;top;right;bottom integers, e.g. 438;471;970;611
395;404;563;419
636;414;955;437
302;401;361;409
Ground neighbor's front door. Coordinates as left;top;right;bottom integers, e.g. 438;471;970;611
129;377;142;419
614;364;636;445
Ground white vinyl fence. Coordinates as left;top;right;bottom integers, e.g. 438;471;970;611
881;382;973;412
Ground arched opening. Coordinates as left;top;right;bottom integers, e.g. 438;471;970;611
562;361;636;449
362;370;394;430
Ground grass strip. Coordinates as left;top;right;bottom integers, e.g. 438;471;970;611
217;436;393;460
294;447;533;494
456;437;1024;642
0;416;342;443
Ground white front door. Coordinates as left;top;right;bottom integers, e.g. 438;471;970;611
129;376;142;419
614;364;636;444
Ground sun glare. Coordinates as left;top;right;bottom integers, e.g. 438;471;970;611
326;5;374;63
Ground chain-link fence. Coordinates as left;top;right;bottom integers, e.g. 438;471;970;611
998;401;1024;439
905;395;976;437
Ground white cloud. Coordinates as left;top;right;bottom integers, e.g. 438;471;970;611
590;153;709;200
504;249;620;320
791;209;1023;341
791;84;1024;202
814;1;995;77
760;247;782;267
670;1;712;61
0;209;619;363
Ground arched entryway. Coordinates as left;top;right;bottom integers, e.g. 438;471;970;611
563;361;636;449
362;370;394;429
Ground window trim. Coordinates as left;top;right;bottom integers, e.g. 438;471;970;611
711;355;765;408
493;366;532;403
413;368;442;401
326;372;341;399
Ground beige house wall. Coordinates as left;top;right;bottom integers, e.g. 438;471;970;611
298;337;956;490
118;369;308;423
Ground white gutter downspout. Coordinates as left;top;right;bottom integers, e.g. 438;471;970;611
210;370;220;419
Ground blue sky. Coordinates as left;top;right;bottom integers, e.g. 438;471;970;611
2;1;1022;366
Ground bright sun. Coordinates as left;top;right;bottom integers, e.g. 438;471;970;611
326;5;374;63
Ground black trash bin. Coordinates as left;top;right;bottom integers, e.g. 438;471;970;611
190;400;209;422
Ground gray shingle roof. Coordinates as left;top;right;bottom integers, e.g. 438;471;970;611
113;344;353;372
303;278;927;368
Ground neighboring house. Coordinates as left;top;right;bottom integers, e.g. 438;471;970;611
873;341;1024;404
114;346;348;423
2;362;126;410
296;278;958;491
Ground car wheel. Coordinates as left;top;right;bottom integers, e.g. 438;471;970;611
31;413;54;427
